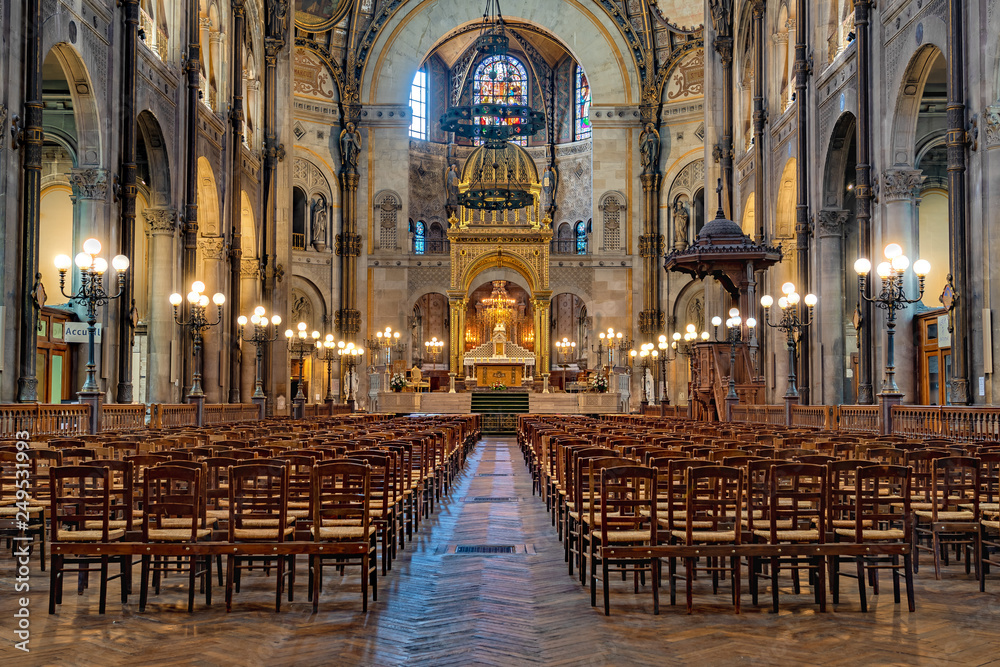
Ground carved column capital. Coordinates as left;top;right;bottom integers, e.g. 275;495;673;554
816;209;851;238
69;168;110;200
198;236;226;260
880;168;924;202
240;257;262;278
984;105;1000;148
143;207;177;236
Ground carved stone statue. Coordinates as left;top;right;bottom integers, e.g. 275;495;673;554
311;200;328;247
640;123;660;174
445;163;460;214
340;122;361;171
541;164;557;212
673;200;690;248
128;298;139;346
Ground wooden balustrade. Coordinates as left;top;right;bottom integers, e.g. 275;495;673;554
101;404;146;431
0;403;89;437
151;403;198;428
790;404;834;429
203;403;261;425
833;405;880;433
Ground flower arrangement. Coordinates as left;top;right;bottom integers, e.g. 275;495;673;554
389;372;407;392
491;381;507;391
591;374;608;393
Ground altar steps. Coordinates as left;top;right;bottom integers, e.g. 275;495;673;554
471;392;529;434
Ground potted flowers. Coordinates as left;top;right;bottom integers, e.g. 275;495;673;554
389;372;407;392
591;374;608;393
491;381;507;391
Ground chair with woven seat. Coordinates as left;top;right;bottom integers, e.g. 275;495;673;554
978;452;1000;590
913;456;980;580
591;465;659;615
749;463;828;612
670;465;744;614
0;451;48;569
139;465;213;612
48;465;129;614
832;464;914;612
346;451;397;575
225;462;295;612
308;460;378;611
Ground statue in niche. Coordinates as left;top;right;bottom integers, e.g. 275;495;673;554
311;198;328;248
290;293;309;324
640;123;660;174
541;164;557;213
445;163;460;215
339;122;361;172
673;200;690;248
128;298;139;347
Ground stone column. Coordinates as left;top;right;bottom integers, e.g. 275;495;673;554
816;209;850;405
534;294;552;390
183;0;203;402
227;0;246;403
198;236;226;402
639;171;664;337
447;293;467;393
751;0;767;243
708;0;735;217
793;0;813;403
336;115;361;344
880;168;923;400
854;0;875;404
14;0;43;402
239;258;261;401
143;208;177;403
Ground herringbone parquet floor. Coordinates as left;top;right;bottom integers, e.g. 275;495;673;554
2;438;999;666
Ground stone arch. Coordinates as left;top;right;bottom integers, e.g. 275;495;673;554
673;279;707;334
774;158;796;239
741;192;756;237
44;43;103;167
362;0;638;105
289;275;329;329
241;190;256;258
137;111;171;206
196;156;221;237
822;112;857;209
461;252;540;295
889;44;946;168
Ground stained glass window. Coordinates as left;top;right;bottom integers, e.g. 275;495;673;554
413;221;426;254
474;55;528;146
409;69;428;140
575;65;592;140
575;221;587;254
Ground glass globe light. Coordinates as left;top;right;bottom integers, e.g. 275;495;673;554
191;280;205;294
297;322;307;331
254;306;266;317
712;316;722;327
212;293;226;306
285;329;293;338
298;329;306;339
311;331;320;340
778;296;789;310
913;259;931;277
54;254;72;271
732;316;742;327
876;262;892;278
338;341;345;349
746;317;757;329
199;295;209;308
326;334;334;343
673;332;681;341
729;307;739;318
271;315;281;326
75;252;93;269
376;331;382;339
854;258;871;275
111;255;130;272
686;324;696;333
701;332;710;341
83;238;102;255
781;282;795;295
238;315;249;326
187;291;199;304
169;293;183;306
884;243;902;260
658;334;666;343
599;332;605;339
788;292;800;305
891;255;909;272
760;295;774;308
92;257;109;274
804;293;818;307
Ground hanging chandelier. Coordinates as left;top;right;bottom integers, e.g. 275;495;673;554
481;280;516;329
441;0;545;211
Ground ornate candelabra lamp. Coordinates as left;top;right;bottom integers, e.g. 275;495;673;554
712;308;757;405
554;337;576;391
854;244;930;396
424;336;444;371
337;341;364;408
284;322;319;417
169;281;225;399
54;239;130;396
316;334;339;403
237;306;281;409
760;282;817;399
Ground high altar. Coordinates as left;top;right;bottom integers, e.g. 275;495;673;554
468;322;532;387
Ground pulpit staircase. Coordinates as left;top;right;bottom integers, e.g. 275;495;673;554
690;342;765;421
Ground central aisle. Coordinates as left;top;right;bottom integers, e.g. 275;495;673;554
345;436;644;666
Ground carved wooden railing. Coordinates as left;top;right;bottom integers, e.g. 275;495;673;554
790;405;834;429
0;403;91;437
731;405;750;422
152;404;198;429
837;405;879;433
890;406;942;438
101;404;146;432
892;405;1000;441
203;403;260;425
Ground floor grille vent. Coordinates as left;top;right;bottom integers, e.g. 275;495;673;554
476;473;513;477
464;496;520;503
455;545;517;555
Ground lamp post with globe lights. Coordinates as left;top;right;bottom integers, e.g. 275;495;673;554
712;308;756;419
315;334;339;405
169;281;225;423
671;324;710;416
284;322;320;418
237;306;281;416
554;338;576;391
424;336;444;371
54;239;130;432
760;282;817;400
337;341;363;410
854;244;930;399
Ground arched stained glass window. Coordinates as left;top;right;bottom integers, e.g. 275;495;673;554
575;221;588;254
575;66;591;140
474;55;529;146
413;220;426;254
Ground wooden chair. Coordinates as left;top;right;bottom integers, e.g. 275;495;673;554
832;465;915;612
139;465;213;612
749;463;827;612
225;463;295;612
48;465;129;614
308;461;378;611
591;465;659;615
670;466;744;614
347;451;396;575
0;452;48;569
913;456;980;580
978;452;1000;590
